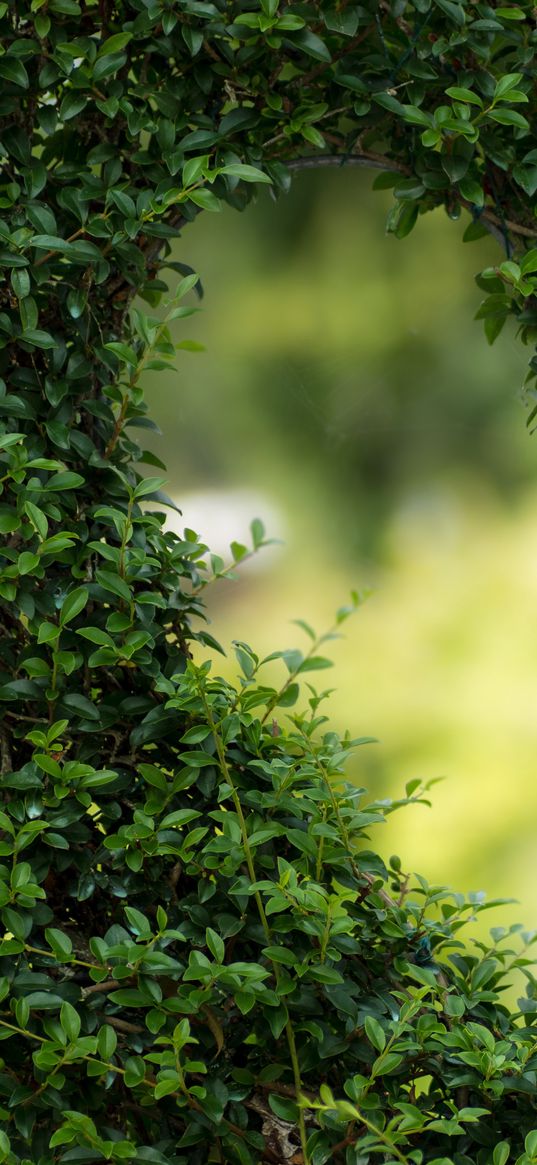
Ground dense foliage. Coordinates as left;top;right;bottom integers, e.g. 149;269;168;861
2;1;537;1163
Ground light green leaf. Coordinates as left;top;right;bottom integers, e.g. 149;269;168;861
206;927;225;963
60;1001;81;1041
221;163;272;184
445;86;483;107
188;188;222;212
97;31;133;56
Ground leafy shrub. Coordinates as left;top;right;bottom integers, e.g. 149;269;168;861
2;1;537;1163
4;618;537;1165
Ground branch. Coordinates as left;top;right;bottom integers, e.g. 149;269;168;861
286;154;537;251
80;978;125;998
102;1015;144;1034
286;152;408;175
473;206;537;242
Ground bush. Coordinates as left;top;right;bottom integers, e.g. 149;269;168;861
2;2;537;1163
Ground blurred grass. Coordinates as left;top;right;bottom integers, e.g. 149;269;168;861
143;168;537;955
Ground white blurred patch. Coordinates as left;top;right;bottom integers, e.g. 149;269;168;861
165;488;286;572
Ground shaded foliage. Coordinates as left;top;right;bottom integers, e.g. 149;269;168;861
2;1;537;1163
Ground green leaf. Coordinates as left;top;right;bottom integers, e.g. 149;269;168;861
234;990;255;1014
59;587;89;626
180;725;212;744
154;1075;181;1099
45;928;73;958
0;509;20;534
176;750;215;768
138;763;168;790
133;476;167;499
277;682;299;707
160;809;201;828
267;1093;299;1121
20;295;38;331
444;994;465;1017
124;906;152;936
95;569;132;602
26;992;66;1009
445;86;483;107
103;341;138;367
34;754;62;777
36;471;85;491
97;31;133;56
188;188;222;212
262;945;296;966
276;13;304;28
365;1015;386;1052
499;260;521;283
0;58;29;88
435;0;465;24
25;501;48;538
513;164;537;198
250;517;266;548
421;127;441;148
458;178;484;208
62;693;100;721
372;1051;403;1075
30;235;71;251
493;1144;510;1165
60;1001;81;1041
97;1024;117;1060
16;550;39;574
206;927;225;963
12;268;30;299
182;155;209;186
0;431;24;449
494;72;524;100
20;329;56;348
297;655;333;673
60;92;88;120
265;895;289;915
488;109;529;130
67;288;87;318
266;1004;288;1038
123;1056;146;1087
221;164;272;184
76;626;114;646
37;621;60;645
290;27;331;61
402;105;432;127
324;7;359;35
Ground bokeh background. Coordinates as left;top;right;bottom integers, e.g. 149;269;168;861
143;169;537;959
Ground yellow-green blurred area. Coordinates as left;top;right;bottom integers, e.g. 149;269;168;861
143;168;537;957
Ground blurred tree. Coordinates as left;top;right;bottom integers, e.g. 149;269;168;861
145;170;530;561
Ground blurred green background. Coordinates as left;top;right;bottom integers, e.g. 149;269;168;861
143;169;537;951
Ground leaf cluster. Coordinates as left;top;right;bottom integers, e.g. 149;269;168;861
3;649;537;1165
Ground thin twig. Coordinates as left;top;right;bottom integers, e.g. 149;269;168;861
102;1015;144;1034
0;727;12;775
4;709;48;723
81;977;125;998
